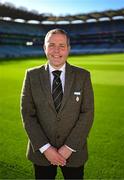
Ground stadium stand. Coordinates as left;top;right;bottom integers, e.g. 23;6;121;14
0;3;124;58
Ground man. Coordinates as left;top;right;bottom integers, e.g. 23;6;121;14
21;29;94;179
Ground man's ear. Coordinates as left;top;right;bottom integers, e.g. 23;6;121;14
43;44;46;51
68;45;71;52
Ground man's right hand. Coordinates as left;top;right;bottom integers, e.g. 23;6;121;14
44;146;66;166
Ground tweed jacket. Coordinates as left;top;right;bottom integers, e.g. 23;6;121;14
21;62;94;167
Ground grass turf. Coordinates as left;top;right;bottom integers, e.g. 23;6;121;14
0;53;124;179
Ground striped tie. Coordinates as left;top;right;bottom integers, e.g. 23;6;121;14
52;70;63;113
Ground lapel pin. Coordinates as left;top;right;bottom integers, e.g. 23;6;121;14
74;92;81;95
76;96;79;102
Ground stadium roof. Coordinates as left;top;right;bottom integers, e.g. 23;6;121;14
0;3;124;23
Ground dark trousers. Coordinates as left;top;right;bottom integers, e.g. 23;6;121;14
34;164;84;180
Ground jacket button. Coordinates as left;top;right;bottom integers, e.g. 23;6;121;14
57;118;61;121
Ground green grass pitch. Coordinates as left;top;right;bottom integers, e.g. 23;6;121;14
0;53;124;179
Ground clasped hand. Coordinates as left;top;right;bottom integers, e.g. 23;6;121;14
44;145;72;166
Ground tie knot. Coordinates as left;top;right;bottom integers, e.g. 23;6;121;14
52;70;61;77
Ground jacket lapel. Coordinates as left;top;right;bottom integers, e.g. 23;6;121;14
59;62;75;113
39;64;56;113
39;62;75;114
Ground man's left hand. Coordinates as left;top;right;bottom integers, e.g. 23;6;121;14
58;145;72;160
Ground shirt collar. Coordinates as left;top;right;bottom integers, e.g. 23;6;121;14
48;63;66;74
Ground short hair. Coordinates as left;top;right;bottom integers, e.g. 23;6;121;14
44;28;70;46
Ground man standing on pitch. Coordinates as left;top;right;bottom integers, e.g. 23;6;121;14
21;28;94;179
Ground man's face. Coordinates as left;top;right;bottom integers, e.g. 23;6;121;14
44;33;70;69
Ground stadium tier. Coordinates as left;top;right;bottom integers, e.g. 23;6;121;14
0;19;124;58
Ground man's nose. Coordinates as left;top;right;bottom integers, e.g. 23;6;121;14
54;46;60;52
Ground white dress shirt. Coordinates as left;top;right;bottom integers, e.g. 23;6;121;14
39;63;75;153
49;63;65;92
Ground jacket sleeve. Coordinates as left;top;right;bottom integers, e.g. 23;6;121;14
20;70;49;152
65;72;94;151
